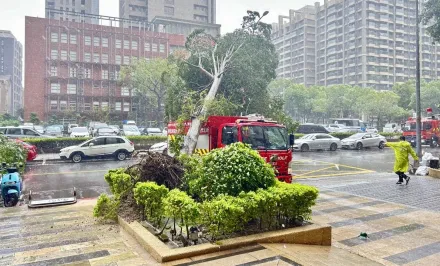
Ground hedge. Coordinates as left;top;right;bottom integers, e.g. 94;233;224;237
23;136;167;153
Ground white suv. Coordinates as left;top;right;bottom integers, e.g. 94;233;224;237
60;136;134;163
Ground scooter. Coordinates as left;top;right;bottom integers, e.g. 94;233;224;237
0;162;23;207
430;136;439;148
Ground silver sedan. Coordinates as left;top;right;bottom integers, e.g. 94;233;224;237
341;133;386;150
293;134;341;152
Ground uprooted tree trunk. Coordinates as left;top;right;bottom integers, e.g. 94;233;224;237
181;43;243;155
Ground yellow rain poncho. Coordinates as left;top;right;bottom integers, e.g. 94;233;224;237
386;141;419;172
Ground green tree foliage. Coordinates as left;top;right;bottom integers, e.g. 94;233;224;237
93;194;119;222
188;142;276;200
29;113;41;125
393;81;414;110
422;0;440;43
0;113;20;127
121;58;182;127
0;134;27;167
133;182;169;225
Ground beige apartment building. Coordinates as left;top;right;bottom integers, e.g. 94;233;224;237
119;0;220;37
0;76;11;115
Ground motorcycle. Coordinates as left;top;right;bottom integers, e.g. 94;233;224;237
430;136;439;148
0;162;23;207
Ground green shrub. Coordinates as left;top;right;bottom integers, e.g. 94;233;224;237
189;142;276;200
133;182;169;225
199;195;246;239
0;135;27;169
238;189;278;230
104;168;133;198
93;194;119;222
163;189;199;237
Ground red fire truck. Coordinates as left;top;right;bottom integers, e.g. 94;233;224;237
168;116;294;183
403;108;440;147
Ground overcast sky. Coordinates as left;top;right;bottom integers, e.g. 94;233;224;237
1;0;316;46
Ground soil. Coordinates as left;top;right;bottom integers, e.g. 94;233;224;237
118;191;142;223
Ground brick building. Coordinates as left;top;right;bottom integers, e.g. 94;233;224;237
24;14;185;122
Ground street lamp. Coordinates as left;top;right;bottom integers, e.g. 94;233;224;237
415;0;422;157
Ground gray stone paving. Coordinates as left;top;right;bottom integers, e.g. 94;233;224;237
384;241;440;265
313;200;384;215
298;173;440;212
329;208;416;228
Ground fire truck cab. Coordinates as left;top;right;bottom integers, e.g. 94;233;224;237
168;116;294;183
403;109;440;147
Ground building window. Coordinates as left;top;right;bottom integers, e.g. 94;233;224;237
102;53;108;64
116;55;122;65
93;53;100;63
84;52;91;62
93;101;100;110
123;56;130;65
70;51;77;61
70;34;77;44
50;66;57;76
145;43;150;51
123;102;130;112
51;83;60;94
69;67;77;77
85;68;91;79
94;37;100;47
61;33;68;43
160;44;165;53
102;37;108;47
165;0;174;4
115;70;120;80
67;84;77;94
124;40;130;49
132;40;138;50
101;102;108;110
164;6;174;15
51;32;58;43
152;43;157;52
50;100;58;110
84;103;91;111
60;101;67;110
102;70;109;79
121;87;130;96
85;36;91;45
51;50;58;60
69;101;76;110
61;50;68;60
115;102;121;111
194;15;208;22
116;39;121;48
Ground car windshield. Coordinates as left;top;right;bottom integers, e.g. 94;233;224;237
72;127;88;133
346;133;365;139
404;122;432;131
99;128;114;133
46;126;61;132
124;126;139;132
95;124;107;129
299;135;313;140
147;128;162;133
241;126;288;150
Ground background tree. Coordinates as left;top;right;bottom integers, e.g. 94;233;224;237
422;0;440;42
29;113;41;125
393;80;415;110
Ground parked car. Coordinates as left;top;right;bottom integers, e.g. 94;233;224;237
34;125;45;134
13;139;37;161
327;124;347;133
59;136;135;163
341;133;386;150
0;127;52;139
366;126;378;133
96;127;119;137
70;127;90;138
296;124;329;134
383;123;402;133
91;123;108;137
149;142;168;154
143;128;163;136
293;134;341;152
45;126;63;137
122;125;141;136
109;125;121;135
68;124;79;134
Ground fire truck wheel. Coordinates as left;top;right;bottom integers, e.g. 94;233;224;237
301;144;310;152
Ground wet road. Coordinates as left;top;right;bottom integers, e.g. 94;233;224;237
24;159;135;201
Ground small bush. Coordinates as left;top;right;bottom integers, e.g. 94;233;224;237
133;182;169;225
104;168;133;198
163;189;199;237
93;194;119;222
189;142;276;200
199;195;246;240
0;135;27;169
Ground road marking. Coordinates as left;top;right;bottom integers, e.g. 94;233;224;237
294;170;374;179
310;159;372;172
25;170;109;176
295;166;337;177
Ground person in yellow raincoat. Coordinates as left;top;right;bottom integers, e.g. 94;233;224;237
386;136;419;185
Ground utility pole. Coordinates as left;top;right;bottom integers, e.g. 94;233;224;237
415;0;422;157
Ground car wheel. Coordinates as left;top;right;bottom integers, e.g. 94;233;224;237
116;151;127;161
162;148;168;155
301;144;310;152
379;141;385;149
356;142;363;150
71;152;83;163
330;143;338;151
